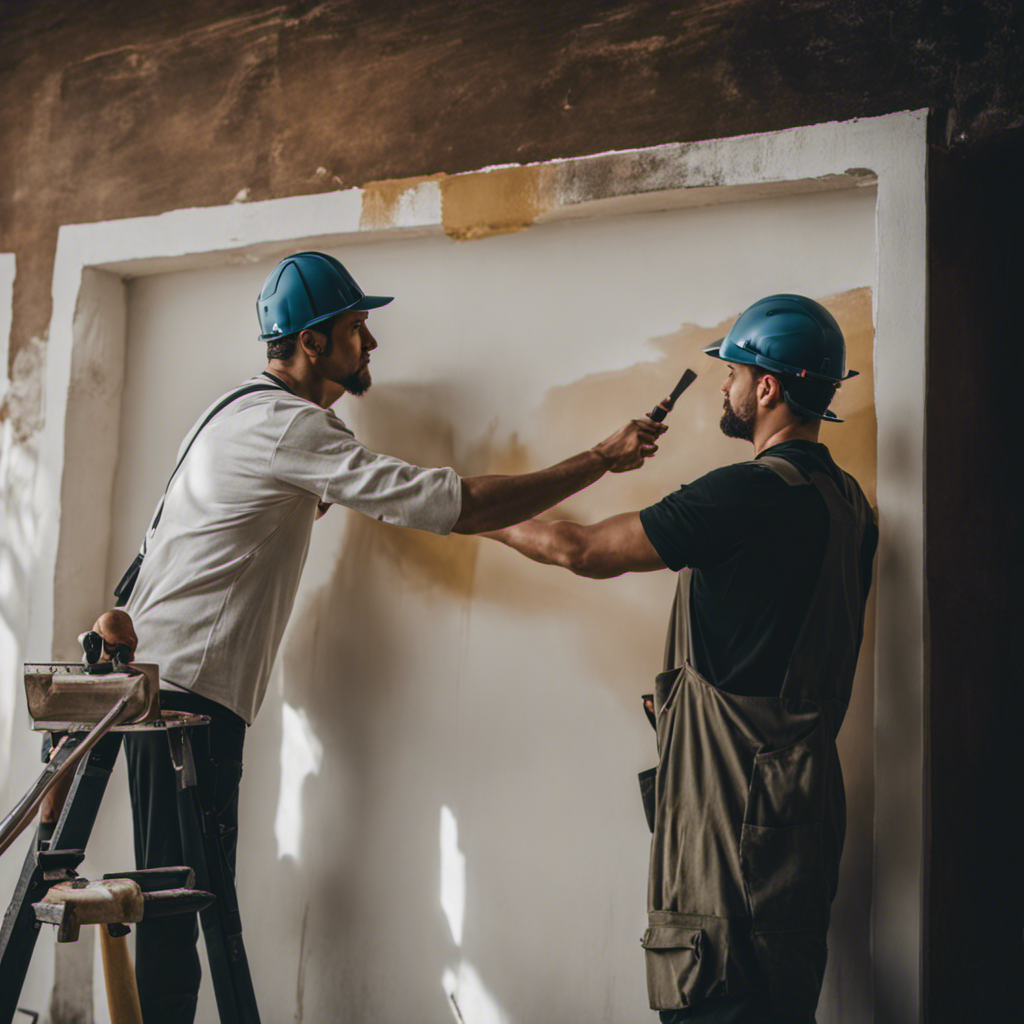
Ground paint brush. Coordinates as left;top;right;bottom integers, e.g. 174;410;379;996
649;368;697;422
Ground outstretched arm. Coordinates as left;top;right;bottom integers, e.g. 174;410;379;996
452;415;667;534
483;511;667;578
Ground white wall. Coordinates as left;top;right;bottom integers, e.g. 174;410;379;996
89;186;878;1023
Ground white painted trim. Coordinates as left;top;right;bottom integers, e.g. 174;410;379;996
0;253;14;394
33;110;928;1022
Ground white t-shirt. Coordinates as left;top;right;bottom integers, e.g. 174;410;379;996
126;375;462;723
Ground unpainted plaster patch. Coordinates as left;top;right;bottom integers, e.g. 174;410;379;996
360;173;445;231
440;165;549;241
0;337;46;440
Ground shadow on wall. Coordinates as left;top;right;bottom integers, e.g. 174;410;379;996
241;287;876;1022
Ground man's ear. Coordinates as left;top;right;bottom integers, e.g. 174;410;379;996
298;328;322;357
759;373;785;408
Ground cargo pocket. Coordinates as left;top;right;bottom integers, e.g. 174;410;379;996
740;821;828;930
740;719;830;932
640;922;706;1009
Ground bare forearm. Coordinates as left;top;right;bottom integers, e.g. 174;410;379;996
487;519;587;569
453;450;609;534
451;412;665;534
485;511;667;578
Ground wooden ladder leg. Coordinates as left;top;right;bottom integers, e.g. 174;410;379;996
97;925;143;1024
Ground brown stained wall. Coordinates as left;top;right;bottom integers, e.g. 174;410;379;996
0;0;1022;375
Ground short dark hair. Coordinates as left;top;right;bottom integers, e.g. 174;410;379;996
752;367;838;424
266;333;298;361
265;318;336;362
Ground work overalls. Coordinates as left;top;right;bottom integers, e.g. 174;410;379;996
640;456;875;1023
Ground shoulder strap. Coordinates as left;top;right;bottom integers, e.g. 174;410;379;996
755;454;810;487
144;379;287;540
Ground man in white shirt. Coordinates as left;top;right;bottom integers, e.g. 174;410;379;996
89;251;665;1024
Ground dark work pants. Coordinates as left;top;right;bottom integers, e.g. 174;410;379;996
124;688;246;1024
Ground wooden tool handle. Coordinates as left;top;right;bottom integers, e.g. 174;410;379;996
98;926;144;1024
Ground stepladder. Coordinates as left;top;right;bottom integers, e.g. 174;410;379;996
0;647;262;1024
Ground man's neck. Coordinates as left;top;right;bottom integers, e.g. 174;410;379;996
752;418;820;457
264;363;342;409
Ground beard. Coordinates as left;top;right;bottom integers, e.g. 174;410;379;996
719;392;756;441
341;364;372;396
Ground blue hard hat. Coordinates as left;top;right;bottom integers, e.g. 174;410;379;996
257;251;393;342
702;294;857;422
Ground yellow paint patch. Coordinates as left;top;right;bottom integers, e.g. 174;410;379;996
440;165;547;241
817;287;877;507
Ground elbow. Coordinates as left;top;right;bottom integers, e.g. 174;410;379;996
570;556;619;579
559;529;615;578
451;483;491;535
451;510;485;535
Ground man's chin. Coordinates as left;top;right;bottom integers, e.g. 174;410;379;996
719;409;754;441
343;368;372;396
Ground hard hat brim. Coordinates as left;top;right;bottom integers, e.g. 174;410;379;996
703;340;732;361
346;295;394;311
303;293;393;322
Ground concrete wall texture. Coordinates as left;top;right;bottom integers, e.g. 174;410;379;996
0;2;1020;1022
0;0;1021;385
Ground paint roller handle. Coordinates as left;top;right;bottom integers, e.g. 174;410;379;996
648;368;698;421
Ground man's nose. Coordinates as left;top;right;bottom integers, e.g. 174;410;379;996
361;326;378;350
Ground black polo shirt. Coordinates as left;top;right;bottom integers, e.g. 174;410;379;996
639;440;877;698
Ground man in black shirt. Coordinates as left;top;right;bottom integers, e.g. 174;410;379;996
483;294;877;1024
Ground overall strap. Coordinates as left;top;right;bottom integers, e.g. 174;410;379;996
114;376;291;604
779;465;874;705
662;567;695;674
756;454;810;487
146;378;287;537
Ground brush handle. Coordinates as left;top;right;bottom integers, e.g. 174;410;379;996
649;368;697;421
